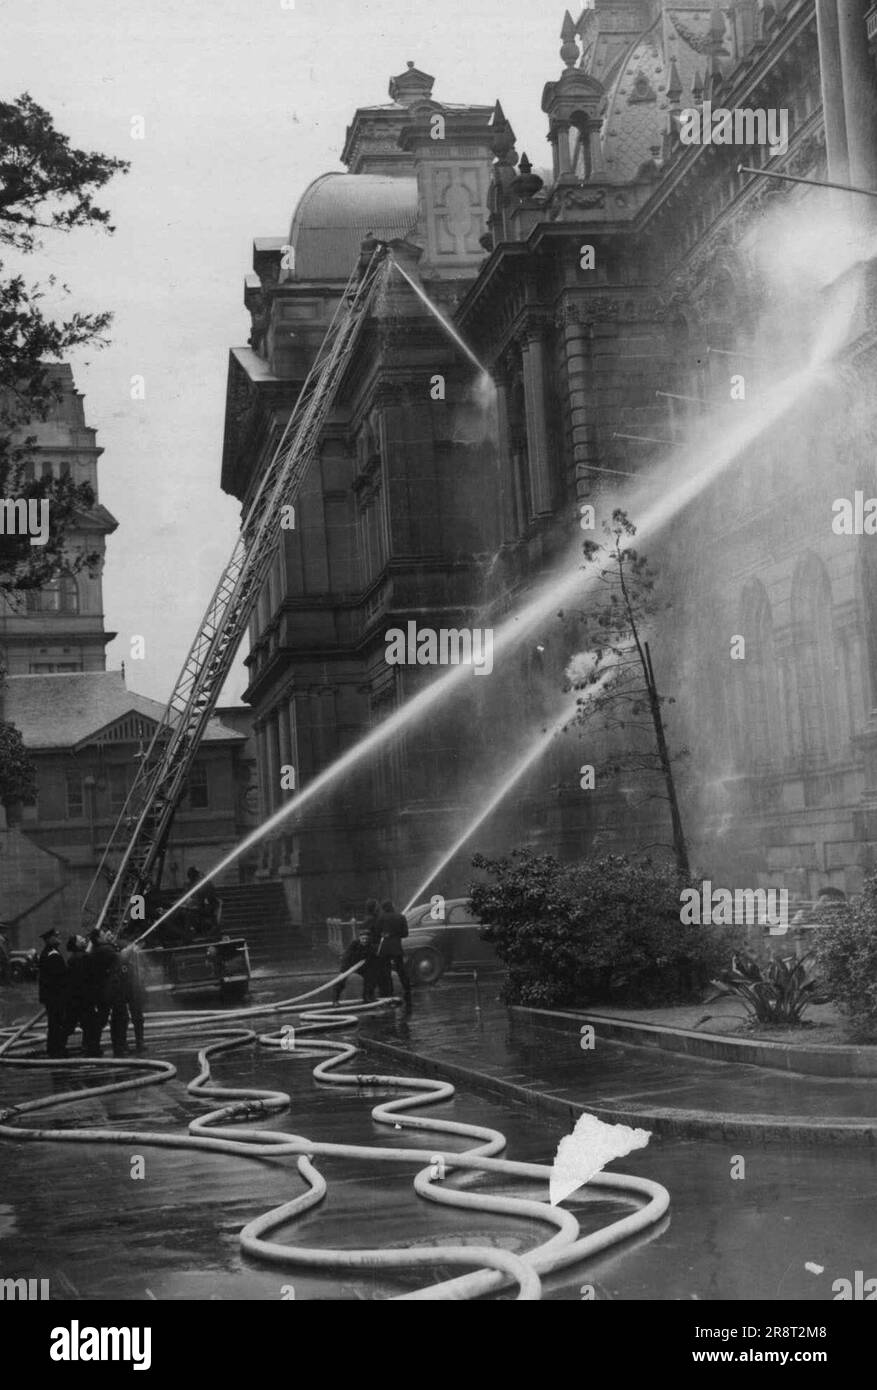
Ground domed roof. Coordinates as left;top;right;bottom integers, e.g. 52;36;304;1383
598;4;728;183
289;172;417;281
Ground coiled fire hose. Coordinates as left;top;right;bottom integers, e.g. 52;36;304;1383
0;963;670;1300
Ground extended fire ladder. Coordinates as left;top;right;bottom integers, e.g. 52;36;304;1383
85;243;391;934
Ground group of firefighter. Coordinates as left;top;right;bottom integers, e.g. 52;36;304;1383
34;888;411;1058
37;924;146;1059
333;898;412;1014
35;868;223;1058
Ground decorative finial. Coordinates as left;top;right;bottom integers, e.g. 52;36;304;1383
407;60;415;69
692;68;704;103
706;50;724;98
666;57;682;108
490;100;517;165
514;153;544;199
560;11;580;68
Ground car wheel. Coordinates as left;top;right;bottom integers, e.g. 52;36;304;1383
409;948;444;985
8;962;25;984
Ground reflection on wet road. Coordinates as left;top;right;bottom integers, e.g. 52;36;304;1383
1;969;875;1300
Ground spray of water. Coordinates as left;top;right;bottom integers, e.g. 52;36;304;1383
389;256;493;385
139;273;856;943
402;687;606;913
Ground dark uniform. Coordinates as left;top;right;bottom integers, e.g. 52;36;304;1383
64;937;95;1051
183;871;221;941
37;930;68;1057
375;902;412;1012
333;932;381;1004
84;934;128;1057
120;944;147;1051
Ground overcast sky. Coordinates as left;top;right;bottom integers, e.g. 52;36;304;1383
0;0;563;704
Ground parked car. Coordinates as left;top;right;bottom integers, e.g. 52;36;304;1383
402;898;498;985
1;947;39;985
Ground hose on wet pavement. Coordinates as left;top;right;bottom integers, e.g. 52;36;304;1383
0;967;670;1300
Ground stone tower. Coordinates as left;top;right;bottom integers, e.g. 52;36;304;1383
0;364;117;675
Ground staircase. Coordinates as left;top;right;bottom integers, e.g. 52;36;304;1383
155;881;299;968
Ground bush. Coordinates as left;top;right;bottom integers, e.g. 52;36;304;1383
815;881;877;1041
468;849;731;1008
705;952;823;1026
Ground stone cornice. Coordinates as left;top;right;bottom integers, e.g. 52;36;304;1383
637;2;818;229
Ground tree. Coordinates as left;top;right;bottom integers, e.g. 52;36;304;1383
563;508;691;877
0;669;36;812
0;92;128;594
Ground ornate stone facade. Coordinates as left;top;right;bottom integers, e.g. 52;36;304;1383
222;6;877;921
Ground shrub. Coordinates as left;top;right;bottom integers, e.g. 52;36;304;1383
815;881;877;1041
704;952;823;1027
468;849;731;1008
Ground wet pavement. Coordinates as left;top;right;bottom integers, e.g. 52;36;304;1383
1;968;876;1301
357;981;877;1127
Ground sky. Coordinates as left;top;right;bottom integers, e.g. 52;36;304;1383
0;0;566;704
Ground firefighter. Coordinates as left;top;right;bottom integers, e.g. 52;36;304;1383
85;927;128;1057
119;936;147;1053
37;928;68;1057
333;899;381;1004
333;927;380;1004
375;899;412;1013
183;867;221;940
64;934;94;1052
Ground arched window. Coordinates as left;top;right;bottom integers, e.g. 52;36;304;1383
739;580;781;771
791;554;837;762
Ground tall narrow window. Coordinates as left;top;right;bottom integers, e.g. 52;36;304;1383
188;762;209;809
740;580;781;771
108;764;129;813
66;774;84;819
59;572;79;613
792;554;837;762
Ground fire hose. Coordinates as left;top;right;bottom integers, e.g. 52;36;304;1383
0;964;670;1300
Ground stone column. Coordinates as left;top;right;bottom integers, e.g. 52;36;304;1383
267;713;281;813
836;0;877;190
493;377;518;542
562;314;598;498
816;0;851;183
255;722;271;876
277;698;293;868
278;699;293;790
521;330;553;517
510;445;527;532
265;713;281;873
552;121;572;177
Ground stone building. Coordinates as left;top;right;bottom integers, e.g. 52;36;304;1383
0;363;117;675
223;1;877;923
1;369;257;943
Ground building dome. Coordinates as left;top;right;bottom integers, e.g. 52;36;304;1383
289;172;417;281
